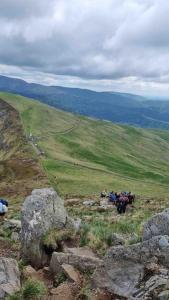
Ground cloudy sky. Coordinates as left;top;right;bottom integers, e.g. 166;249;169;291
0;0;169;96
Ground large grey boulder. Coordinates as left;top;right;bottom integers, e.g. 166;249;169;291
21;188;73;268
92;235;169;298
50;251;103;273
0;257;20;299
143;209;169;241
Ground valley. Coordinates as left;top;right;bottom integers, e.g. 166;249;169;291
1;92;169;199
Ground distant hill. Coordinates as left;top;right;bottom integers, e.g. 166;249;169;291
2;91;169;199
1;75;169;129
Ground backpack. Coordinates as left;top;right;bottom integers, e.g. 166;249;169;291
0;199;8;207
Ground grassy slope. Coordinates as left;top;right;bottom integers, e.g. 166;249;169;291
1;92;169;199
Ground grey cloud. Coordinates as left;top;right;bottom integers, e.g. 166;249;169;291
0;0;169;94
0;0;56;19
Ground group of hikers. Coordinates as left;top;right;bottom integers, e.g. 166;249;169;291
0;199;8;219
100;189;135;214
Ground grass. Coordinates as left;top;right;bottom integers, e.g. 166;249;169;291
67;196;166;254
42;228;75;250
7;279;47;300
2;91;169;198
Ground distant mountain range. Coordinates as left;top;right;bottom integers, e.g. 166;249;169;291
1;75;169;129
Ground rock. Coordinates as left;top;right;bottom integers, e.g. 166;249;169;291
111;233;125;246
21;188;74;268
143;209;169;241
159;268;169;276
0;257;20;299
92;235;169;298
62;264;81;284
64;246;97;257
83;200;95;207
133;275;168;299
144;275;167;292
50;251;103;273
23;265;37;279
159;236;169;248
11;232;19;242
23;265;52;288
145;262;160;275
158;290;169;300
93;260;144;298
43;266;50;273
100;199;109;206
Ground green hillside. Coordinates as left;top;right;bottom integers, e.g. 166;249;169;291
1;92;169;198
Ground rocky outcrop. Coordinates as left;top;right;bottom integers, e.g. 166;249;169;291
0;257;20;299
143;209;169;241
132;275;168;299
93;235;169;298
62;264;82;284
21;188;74;268
93;210;169;300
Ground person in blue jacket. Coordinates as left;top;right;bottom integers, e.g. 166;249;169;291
109;191;116;203
0;199;8;219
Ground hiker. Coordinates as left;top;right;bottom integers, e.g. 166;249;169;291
109;191;116;203
128;192;135;204
117;194;128;214
115;192;120;200
100;189;108;198
0;201;8;220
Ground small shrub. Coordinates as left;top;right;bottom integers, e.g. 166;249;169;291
7;293;21;300
76;286;92;300
6;279;47;300
22;279;47;299
105;232;113;247
18;260;26;274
